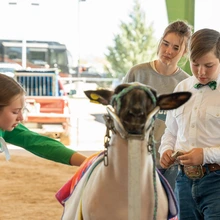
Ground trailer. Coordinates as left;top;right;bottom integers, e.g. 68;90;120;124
14;69;71;145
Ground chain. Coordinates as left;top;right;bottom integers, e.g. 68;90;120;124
104;126;111;166
103;114;115;166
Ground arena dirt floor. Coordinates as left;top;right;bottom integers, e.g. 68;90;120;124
0;149;92;220
0;97;107;220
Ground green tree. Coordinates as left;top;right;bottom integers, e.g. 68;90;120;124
105;0;157;79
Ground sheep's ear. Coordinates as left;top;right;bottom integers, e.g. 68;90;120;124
157;92;191;110
84;89;114;105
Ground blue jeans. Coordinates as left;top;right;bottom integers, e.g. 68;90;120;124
159;165;178;191
175;168;220;220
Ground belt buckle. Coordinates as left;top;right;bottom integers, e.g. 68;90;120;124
183;165;204;179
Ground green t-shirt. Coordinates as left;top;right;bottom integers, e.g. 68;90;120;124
0;123;76;165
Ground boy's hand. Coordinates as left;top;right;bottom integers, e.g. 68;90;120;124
178;148;203;166
160;149;175;169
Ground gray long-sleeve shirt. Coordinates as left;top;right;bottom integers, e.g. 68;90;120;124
123;61;189;167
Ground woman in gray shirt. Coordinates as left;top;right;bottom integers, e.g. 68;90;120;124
123;20;192;190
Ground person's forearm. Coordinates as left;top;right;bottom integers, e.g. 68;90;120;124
69;152;87;166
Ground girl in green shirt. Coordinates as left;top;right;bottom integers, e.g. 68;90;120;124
0;73;86;166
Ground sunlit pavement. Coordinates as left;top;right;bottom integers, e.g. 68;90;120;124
68;96;107;152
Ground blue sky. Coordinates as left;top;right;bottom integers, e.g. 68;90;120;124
0;0;219;64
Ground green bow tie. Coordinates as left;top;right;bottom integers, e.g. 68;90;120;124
194;81;217;90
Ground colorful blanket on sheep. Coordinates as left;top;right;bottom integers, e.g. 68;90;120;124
56;151;103;205
56;151;178;220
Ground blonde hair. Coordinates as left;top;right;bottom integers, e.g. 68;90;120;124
0;74;25;110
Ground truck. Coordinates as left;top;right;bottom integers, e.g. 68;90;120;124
14;68;71;145
0;39;74;77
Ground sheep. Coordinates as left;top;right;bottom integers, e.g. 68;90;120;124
56;82;191;220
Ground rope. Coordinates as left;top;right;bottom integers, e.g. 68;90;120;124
148;127;158;220
111;85;157;114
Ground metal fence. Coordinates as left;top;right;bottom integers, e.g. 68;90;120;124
14;69;121;97
14;69;59;96
59;77;121;96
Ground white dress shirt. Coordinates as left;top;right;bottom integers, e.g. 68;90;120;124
159;74;220;165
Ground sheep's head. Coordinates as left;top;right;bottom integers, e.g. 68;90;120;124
110;83;156;134
84;82;191;135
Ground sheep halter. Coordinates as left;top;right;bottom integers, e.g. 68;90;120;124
111;84;157;115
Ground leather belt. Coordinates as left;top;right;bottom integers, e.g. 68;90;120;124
180;164;220;179
203;164;220;173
